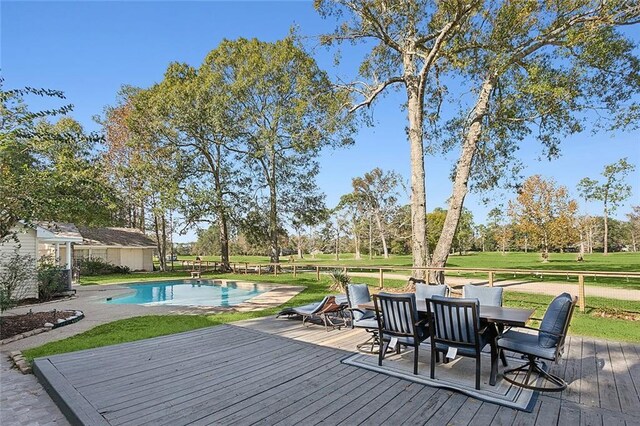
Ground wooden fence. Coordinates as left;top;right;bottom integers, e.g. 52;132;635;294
178;260;640;313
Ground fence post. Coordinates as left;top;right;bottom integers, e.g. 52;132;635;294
293;265;297;277
488;271;494;287
379;268;384;289
316;266;320;281
245;263;248;274
578;274;586;313
274;264;278;276
258;265;261;275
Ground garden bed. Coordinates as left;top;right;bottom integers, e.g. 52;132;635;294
1;310;84;341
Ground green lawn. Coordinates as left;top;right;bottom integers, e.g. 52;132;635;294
166;251;640;289
23;270;640;362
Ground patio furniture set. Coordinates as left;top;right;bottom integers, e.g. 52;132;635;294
279;282;577;393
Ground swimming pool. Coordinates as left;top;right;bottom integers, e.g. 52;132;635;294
106;280;268;307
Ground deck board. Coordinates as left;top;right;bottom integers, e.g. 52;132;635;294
33;317;640;426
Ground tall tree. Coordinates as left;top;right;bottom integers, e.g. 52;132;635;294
351;168;403;258
578;158;635;255
487;207;511;254
509;175;579;260
213;37;354;264
427;1;640;280
316;0;477;279
627;206;640;252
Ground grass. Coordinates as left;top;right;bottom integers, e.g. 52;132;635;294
169;252;640;289
23;270;640;362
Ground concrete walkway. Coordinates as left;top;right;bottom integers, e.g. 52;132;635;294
350;272;640;301
1;280;302;353
0;355;69;426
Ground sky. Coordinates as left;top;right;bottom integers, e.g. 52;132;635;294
3;1;639;243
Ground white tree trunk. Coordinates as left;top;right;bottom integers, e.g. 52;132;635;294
430;76;495;283
406;76;428;279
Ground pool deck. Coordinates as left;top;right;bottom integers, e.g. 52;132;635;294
32;317;640;425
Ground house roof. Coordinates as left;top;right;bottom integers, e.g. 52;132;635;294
35;222;84;243
76;227;156;248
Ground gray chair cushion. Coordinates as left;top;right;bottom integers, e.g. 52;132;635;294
539;293;573;348
497;330;557;360
353;317;378;329
462;285;503;307
416;283;447;300
347;284;372;321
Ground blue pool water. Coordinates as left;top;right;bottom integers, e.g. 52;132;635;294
106;280;268;307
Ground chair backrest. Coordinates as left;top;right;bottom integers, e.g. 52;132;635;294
346;284;372;321
428;295;481;349
416;283;448;300
373;293;419;339
539;293;577;356
462;285;503;307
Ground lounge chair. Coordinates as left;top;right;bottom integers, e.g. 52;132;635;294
276;295;347;331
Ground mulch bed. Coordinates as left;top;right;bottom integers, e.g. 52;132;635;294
0;310;77;340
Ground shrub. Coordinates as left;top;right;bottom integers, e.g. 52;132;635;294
0;250;35;312
37;256;67;301
328;269;351;292
76;257;131;276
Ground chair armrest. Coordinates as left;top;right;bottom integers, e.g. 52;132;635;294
415;318;429;328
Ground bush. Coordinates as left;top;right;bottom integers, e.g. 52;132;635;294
76;257;131;276
37;256;67;301
328;269;351;292
0;250;35;312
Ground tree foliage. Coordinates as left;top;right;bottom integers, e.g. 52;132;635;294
578;158;635;254
508;175;579;258
1;81;119;240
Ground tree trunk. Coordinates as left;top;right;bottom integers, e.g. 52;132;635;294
373;211;389;259
354;221;361;260
368;216;373;260
154;212;167;272
297;228;304;259
603;203;609;255
430;76;495;284
405;74;428;280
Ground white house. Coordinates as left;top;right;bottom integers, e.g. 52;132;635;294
1;223;83;300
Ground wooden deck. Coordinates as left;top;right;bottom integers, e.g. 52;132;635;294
34;317;640;425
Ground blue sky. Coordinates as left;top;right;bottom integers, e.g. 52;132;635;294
3;1;639;243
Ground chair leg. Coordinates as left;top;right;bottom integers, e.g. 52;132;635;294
396;343;401;354
413;345;419;375
379;340;390;366
430;346;436;379
500;348;508;367
502;355;568;391
476;357;481;390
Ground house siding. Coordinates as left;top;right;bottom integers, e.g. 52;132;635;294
0;226;39;299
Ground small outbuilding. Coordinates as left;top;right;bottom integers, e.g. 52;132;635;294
74;227;156;272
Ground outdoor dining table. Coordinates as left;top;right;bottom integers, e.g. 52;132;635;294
357;300;535;385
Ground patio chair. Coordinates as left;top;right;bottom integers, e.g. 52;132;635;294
346;284;381;352
415;283;448;300
462;284;503;306
496;293;577;391
427;295;496;389
373;292;428;375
